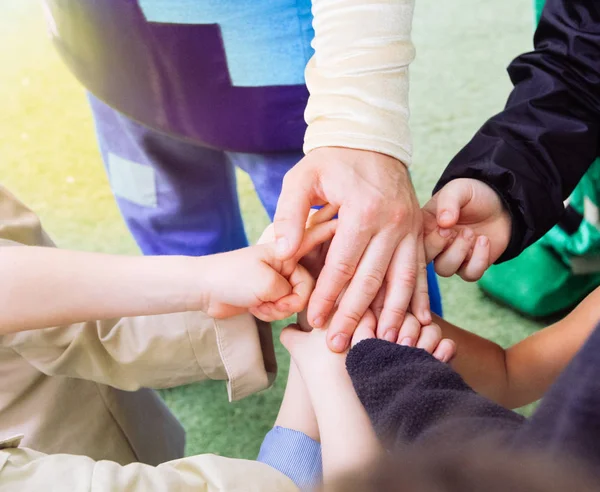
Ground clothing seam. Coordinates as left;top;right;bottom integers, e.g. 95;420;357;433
93;382;140;462
184;314;210;381
212;318;237;400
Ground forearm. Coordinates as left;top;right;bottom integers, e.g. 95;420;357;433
259;362;322;491
435;0;600;261
501;287;600;408
432;315;511;405
306;362;381;484
0;246;206;333
304;0;415;165
275;362;319;442
436;284;600;409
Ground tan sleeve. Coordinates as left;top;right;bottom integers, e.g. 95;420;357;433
1;311;276;401
0;448;299;492
303;0;415;166
0;184;277;401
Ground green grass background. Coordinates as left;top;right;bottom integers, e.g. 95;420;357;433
0;0;542;459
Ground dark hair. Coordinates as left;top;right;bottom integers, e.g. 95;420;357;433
325;441;600;492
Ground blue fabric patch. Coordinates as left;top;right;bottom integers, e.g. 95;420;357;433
108;153;157;208
138;0;314;87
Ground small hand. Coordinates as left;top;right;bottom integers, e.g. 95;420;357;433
422;178;511;281
201;219;337;320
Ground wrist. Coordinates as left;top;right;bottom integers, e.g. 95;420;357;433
168;255;213;313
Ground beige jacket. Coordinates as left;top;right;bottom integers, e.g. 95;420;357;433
0;185;296;491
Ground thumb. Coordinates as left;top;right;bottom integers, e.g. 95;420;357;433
280;324;307;353
273;167;318;260
435;179;473;228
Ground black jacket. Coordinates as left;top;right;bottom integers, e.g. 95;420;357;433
435;0;600;262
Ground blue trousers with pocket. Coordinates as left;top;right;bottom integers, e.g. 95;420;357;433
88;93;443;316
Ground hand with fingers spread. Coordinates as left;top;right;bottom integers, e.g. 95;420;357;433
289;307;455;365
273;147;431;353
201;219;337;321
422;178;512;281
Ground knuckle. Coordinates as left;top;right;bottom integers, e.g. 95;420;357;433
434;260;453;278
314;285;341;306
341;308;363;327
360;200;381;222
332;259;357;281
385;305;408;323
462;270;483;282
388;206;409;226
360;272;384;298
397;267;418;287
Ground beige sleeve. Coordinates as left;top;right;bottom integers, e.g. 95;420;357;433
1;311;276;401
0;448;298;492
304;0;415;166
0;184;277;402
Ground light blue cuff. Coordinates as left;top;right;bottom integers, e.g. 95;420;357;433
257;426;323;491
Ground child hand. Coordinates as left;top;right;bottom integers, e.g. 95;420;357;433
292;308;455;364
200;219;337;321
422;178;511;281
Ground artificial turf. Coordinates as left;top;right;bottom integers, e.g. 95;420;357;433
0;0;542;459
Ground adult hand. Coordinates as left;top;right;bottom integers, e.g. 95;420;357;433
422;178;511;281
274;147;430;353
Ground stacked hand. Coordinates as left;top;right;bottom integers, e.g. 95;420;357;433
422;178;512;281
274;147;431;352
197;217;337;321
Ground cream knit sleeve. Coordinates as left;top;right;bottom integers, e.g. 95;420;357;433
304;0;415;167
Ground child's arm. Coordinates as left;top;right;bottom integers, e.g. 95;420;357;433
0;219;336;334
436;287;600;408
281;326;382;485
0;246;203;333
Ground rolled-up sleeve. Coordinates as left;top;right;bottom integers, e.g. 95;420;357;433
258;426;322;491
1;311;276;401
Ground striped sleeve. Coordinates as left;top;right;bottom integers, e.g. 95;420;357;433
257;426;322;491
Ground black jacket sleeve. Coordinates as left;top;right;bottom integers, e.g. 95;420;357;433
345;339;523;451
434;0;600;262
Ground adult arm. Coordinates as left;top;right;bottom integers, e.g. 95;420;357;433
275;0;430;351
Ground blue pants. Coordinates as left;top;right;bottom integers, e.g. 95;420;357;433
88;94;443;315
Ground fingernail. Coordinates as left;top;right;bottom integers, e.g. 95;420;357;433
439;211;453;223
276;237;289;256
462;228;474;239
400;337;414;347
438;228;452;238
313;316;324;328
384;330;396;343
422;310;432;324
478;236;488;246
332;334;349;352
